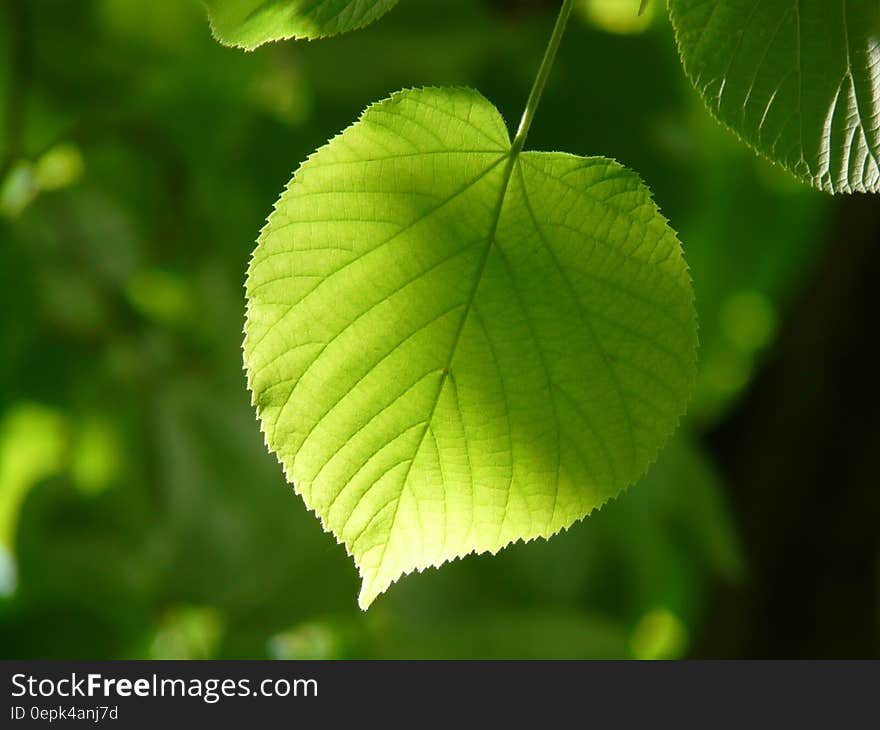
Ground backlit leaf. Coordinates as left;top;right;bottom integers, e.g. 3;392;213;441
204;0;400;49
243;87;698;608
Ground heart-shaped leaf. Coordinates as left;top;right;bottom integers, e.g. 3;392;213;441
669;0;880;193
244;87;698;608
205;0;400;49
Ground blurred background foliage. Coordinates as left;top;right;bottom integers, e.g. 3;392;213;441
0;0;876;659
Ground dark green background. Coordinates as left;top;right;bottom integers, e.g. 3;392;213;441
1;0;877;659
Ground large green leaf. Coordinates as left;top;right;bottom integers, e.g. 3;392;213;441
669;0;880;193
243;87;698;608
204;0;399;49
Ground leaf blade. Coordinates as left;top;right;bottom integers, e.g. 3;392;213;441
669;0;880;193
204;0;401;49
244;87;698;608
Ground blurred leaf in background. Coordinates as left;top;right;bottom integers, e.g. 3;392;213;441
0;0;839;658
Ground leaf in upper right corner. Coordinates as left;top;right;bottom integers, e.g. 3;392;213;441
669;0;880;194
204;0;400;49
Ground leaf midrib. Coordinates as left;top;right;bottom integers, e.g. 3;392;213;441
368;147;520;577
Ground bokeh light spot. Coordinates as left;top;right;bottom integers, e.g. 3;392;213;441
150;606;225;660
269;622;342;660
579;0;654;35
631;607;688;660
720;290;778;352
0;404;68;551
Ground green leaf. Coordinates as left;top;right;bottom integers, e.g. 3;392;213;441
204;0;400;49
243;87;697;608
669;0;880;193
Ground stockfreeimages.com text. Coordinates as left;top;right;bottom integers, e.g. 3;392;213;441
11;673;317;704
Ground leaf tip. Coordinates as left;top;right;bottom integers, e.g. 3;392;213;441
356;569;390;611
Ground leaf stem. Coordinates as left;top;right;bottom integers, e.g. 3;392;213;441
511;0;576;155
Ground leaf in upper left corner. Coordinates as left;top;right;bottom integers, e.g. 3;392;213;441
204;0;401;49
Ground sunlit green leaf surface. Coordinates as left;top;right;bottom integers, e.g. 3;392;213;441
204;0;400;49
244;87;698;608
